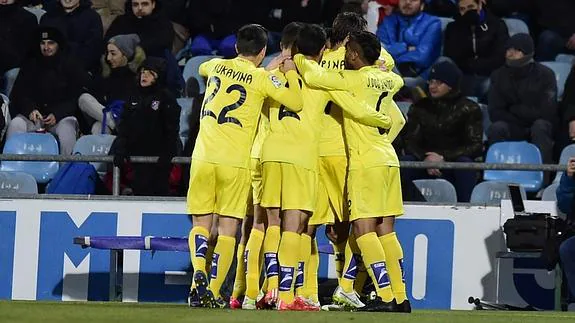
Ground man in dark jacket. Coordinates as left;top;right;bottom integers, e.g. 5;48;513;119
555;158;575;309
533;0;575;61
110;57;180;196
41;0;103;73
0;0;38;96
487;33;557;165
444;0;508;100
401;60;483;202
105;0;174;58
558;65;575;156
7;25;89;155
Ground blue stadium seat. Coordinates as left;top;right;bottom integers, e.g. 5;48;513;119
397;101;411;118
503;18;529;36
182;55;219;95
72;134;116;175
542;183;558;201
556;54;575;64
483;141;543;192
480;104;490;142
554;144;575;183
1;133;59;184
540;61;571;99
177;97;194;145
0;171;38;195
24;7;45;23
413;179;457;203
0;93;8;106
470;181;526;205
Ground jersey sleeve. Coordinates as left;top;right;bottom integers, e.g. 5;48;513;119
385;100;406;142
198;59;219;78
261;70;303;112
294;54;357;90
329;91;392;129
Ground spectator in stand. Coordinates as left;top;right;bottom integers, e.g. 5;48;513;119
444;0;508;101
557;63;575;155
8;25;89;155
339;0;397;34
105;0;173;58
41;0;104;74
0;0;38;97
110;57;180;196
424;0;457;17
555;158;575;308
377;0;441;87
92;0;125;34
79;34;145;134
487;33;557;166
533;0;575;61
401;60;483;202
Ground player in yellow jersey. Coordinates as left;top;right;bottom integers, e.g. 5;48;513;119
186;24;303;308
294;31;409;312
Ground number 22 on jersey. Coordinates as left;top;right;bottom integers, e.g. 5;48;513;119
201;76;247;127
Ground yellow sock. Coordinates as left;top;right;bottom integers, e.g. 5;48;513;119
231;243;246;299
356;232;394;302
189;226;210;275
208;235;236;299
334;241;347;281
263;226;281;291
245;228;264;299
380;232;407;303
305;238;319;302
277;231;301;303
296;234;312;296
340;235;360;293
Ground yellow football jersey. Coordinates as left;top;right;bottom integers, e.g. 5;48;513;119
250;108;270;159
295;54;404;169
192;57;302;169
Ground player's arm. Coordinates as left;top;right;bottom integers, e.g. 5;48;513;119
386;100;406;142
198;59;219;78
329;91;392;129
293;54;355;90
377;48;395;72
263;69;303;112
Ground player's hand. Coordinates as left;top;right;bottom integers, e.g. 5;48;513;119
265;54;288;71
29;110;43;122
567;34;575;50
567;157;575;178
43;113;56;127
280;58;296;73
425;152;443;177
569;120;575;140
377;60;388;72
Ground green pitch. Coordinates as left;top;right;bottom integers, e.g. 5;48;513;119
1;301;574;323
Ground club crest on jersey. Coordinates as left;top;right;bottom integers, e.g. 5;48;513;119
194;235;208;258
343;254;359;280
264;253;279;277
210;253;220;279
279;266;295;292
151;100;160;110
269;75;282;88
371;262;391;288
295;262;305;288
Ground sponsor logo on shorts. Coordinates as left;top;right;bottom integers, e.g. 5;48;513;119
371;262;391;288
295;262;304;288
264;253;279;277
195;235;208;258
279;266;294;292
343;254;359;280
209;253;220;280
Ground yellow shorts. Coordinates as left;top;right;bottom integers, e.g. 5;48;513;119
187;160;251;219
251;158;263;205
311;156;348;226
347;166;404;221
260;161;317;212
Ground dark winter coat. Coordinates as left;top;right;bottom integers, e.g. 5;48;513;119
105;0;174;58
41;0;103;73
488;62;558;128
0;3;38;74
561;65;575;124
9;40;89;122
534;0;575;38
404;93;483;160
444;11;508;77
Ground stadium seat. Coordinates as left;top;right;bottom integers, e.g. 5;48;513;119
470;181;526;205
540;61;571;99
480;104;490;142
177;97;194;144
554;144;575;183
542;183;558;201
483;141;543;192
1;133;59;184
556;54;575;64
0;171;38;195
24;7;45;23
413;179;457;203
397;101;411;118
72;134;116;175
182;55;219;95
0;93;8;106
503;18;529;37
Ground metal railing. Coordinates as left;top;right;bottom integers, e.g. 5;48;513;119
0;153;568;197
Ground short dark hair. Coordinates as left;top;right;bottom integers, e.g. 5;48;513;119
294;24;326;57
236;24;268;56
280;22;304;50
331;12;367;45
348;31;381;65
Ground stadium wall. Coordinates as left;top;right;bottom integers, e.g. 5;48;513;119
0;199;558;310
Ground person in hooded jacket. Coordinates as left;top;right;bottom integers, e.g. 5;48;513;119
79;33;146;135
41;0;104;74
110;57;181;196
8;25;89;155
444;0;508;101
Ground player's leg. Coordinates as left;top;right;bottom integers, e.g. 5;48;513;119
206;214;218;273
230;213;252;309
297;224;319;306
277;209;307;308
243;205;266;309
